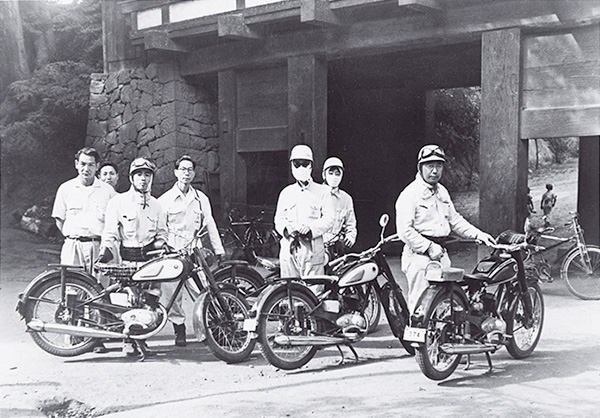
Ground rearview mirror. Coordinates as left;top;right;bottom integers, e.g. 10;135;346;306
379;214;389;228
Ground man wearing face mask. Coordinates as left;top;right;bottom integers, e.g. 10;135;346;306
274;145;335;277
98;157;167;265
321;157;357;256
395;144;496;312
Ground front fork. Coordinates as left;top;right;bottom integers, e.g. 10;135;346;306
512;250;535;327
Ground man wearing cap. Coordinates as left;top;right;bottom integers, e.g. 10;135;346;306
395;144;496;312
158;155;225;347
52;147;116;271
322;157;357;255
274;145;335;277
98;157;167;264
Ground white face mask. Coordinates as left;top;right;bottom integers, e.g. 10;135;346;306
324;170;342;188
292;165;312;182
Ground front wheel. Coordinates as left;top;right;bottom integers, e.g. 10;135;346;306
379;283;414;355
364;284;381;333
24;276;105;357
561;245;600;300
203;288;255;363
506;282;544;359
257;286;321;370
415;289;468;380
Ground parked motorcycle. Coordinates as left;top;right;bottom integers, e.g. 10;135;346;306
16;229;255;363
244;214;414;370
403;233;545;380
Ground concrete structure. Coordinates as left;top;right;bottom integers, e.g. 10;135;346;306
90;0;600;245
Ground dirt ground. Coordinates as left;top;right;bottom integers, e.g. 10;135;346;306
2;159;599;417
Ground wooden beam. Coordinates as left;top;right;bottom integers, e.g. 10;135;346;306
397;0;443;13
521;106;600;139
301;0;340;26
218;13;262;40
143;30;188;53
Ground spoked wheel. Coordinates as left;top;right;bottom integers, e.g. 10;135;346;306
506;282;544;359
561;245;600;300
212;266;264;299
258;286;321;370
379;283;414;355
415;290;468;380
24;276;105;357
364;284;381;333
203;288;255;363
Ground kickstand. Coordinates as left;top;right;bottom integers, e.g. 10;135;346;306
335;345;345;365
335;344;359;365
135;340;154;362
463;354;471;370
346;344;359;362
485;352;493;374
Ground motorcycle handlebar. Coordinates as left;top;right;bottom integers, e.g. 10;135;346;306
328;234;399;268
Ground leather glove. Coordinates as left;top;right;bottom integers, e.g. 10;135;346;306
95;247;113;264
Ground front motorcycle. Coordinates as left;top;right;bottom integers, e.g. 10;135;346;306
403;233;545;380
16;230;255;363
245;214;414;370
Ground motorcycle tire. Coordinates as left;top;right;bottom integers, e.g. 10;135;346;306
379;283;414;355
561;245;600;300
364;284;381;333
203;288;256;363
212;265;265;299
415;288;469;380
24;276;105;357
506;282;544;359
257;286;321;370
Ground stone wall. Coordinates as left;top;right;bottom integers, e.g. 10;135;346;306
86;61;219;196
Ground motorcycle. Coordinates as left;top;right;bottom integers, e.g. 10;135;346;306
16;229;255;363
244;214;414;370
403;232;545;380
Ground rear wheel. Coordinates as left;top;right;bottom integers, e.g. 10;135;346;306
24;276;105;357
212;265;264;299
415;289;468;380
258;286;320;370
203;288;255;363
506;282;544;359
561;245;600;300
380;283;414;355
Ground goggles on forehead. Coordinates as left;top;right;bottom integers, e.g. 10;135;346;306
292;159;312;168
418;145;446;163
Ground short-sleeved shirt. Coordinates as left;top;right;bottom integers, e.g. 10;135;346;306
52;177;116;238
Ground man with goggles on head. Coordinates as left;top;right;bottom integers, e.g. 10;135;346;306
395;144;496;312
274;144;335;277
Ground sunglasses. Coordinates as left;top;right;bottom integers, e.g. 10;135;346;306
292;159;312;168
419;146;445;160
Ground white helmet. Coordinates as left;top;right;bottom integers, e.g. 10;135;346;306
323;157;344;172
417;144;446;165
289;144;313;161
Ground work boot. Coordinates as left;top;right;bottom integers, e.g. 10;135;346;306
174;323;187;347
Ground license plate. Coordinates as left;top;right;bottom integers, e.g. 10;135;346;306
403;327;426;343
243;318;257;332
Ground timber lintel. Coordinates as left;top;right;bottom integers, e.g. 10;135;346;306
301;0;341;26
143;30;188;53
218;13;263;40
397;0;444;13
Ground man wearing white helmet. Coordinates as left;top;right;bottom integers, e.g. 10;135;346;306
274;144;335;277
395;144;496;312
98;157;167;264
322;157;357;253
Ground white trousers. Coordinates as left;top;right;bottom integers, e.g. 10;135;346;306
401;247;451;313
161;276;202;326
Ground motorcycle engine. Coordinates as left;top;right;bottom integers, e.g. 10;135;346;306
120;287;163;335
481;316;507;344
336;312;367;338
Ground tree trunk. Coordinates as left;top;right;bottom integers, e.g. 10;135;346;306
0;0;30;96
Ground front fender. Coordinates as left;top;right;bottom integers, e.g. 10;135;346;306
16;267;101;318
191;282;242;342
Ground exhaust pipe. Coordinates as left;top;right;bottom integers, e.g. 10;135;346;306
273;334;360;346
27;319;127;340
440;343;499;355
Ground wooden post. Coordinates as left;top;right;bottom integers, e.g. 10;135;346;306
578;136;600;245
218;71;246;215
287;55;328;170
480;28;525;236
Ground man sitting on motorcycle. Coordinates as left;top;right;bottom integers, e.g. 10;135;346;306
395;144;496;312
321;157;357;259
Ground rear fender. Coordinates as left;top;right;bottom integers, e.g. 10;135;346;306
410;284;449;328
16;268;101;317
250;280;313;322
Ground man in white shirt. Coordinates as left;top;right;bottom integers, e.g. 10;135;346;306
274;145;335;277
52;147;115;272
395;144;496;312
158;155;225;346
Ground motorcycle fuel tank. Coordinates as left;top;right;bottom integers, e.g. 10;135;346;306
474;255;517;285
132;257;187;282
338;262;379;287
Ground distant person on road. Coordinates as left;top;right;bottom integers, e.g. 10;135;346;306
527;187;536;215
274;144;335;277
321;156;357;258
52;147;116;272
541;183;557;226
158;155;225;347
98;161;119;191
395;144;496;312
